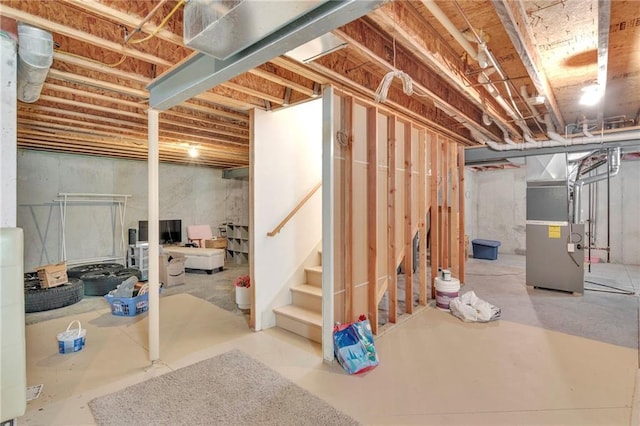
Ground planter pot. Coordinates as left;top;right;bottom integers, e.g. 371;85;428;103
235;286;250;309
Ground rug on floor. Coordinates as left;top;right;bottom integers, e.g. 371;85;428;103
88;349;358;426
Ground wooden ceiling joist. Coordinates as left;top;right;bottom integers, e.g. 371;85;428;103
57;0;184;46
1;5;172;66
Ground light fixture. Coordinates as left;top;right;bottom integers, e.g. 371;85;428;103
579;84;602;106
188;146;199;158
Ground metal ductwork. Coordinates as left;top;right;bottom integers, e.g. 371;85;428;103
184;0;328;60
16;22;53;103
573;147;621;224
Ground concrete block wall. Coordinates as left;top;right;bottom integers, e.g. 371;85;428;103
17;150;248;271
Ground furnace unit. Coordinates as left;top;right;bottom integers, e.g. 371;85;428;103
525;154;584;294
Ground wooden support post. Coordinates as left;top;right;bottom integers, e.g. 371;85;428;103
344;96;354;322
418;130;427;305
366;106;378;331
458;146;466;284
404;122;413;314
441;138;449;269
429;132;439;299
450;143;459;278
387;116;397;323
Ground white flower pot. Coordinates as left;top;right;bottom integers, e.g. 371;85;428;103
235;286;250;309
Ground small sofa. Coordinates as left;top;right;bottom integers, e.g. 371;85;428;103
162;246;225;274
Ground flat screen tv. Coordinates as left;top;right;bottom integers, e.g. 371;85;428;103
138;219;182;245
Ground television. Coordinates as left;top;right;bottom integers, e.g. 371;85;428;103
138;219;182;245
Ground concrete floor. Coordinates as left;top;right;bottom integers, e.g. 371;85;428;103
19;255;640;425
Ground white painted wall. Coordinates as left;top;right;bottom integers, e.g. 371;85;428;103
253;99;322;331
17;150;248;270
472;161;640;264
1;36;17;227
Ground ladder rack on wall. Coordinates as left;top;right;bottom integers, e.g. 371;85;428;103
53;193;131;266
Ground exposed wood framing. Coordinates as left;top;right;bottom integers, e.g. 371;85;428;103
403;121;413;314
430;132;440;299
368;4;514;138
387;116;398;324
450;143;460;278
418;130;428;305
441;137;449;270
458;146;466;283
366;105;378;328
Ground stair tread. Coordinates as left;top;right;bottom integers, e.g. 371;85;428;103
274;305;322;326
305;265;323;273
291;284;322;296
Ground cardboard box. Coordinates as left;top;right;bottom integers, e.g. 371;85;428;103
160;253;186;287
204;238;227;250
36;262;68;288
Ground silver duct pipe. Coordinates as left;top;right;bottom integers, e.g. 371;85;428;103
573;147;621;223
485;130;640;151
16;23;53;103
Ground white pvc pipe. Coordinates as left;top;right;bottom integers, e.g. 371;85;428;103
421;0;478;60
148;109;160;362
486;130;640;151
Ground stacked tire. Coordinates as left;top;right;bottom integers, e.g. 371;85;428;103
24;263;143;313
24;273;85;313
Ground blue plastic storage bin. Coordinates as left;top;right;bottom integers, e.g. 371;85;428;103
472;239;501;260
104;288;161;317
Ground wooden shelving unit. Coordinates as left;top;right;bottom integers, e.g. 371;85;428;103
226;224;249;264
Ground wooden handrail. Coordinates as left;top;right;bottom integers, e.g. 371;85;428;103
267;182;322;237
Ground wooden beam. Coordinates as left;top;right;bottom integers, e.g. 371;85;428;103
458;146;466;284
59;0;184;46
0;6;172;66
221;81;285;106
418;129;427;306
403;121;413;314
491;0;565;130
332;21;487;138
368;5;516;138
387;116;397;324
450;142;459;278
366;105;378;329
429;132;440;299
48;68;148;97
441;137;449;269
53;52;250;123
248;67;315;97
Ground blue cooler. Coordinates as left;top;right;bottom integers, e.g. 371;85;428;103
472;239;501;260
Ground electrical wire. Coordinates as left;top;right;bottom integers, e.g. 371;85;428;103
54;0;184;68
128;0;185;44
374;70;414;103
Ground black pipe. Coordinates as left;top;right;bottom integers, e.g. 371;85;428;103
607;148;611;263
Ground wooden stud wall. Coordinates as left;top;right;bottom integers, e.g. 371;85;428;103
332;90;465;333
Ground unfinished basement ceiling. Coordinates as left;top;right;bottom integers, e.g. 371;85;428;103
1;0;639;168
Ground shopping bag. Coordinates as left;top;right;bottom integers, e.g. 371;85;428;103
333;314;379;375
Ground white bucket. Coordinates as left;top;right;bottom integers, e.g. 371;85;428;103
435;277;460;311
57;320;86;354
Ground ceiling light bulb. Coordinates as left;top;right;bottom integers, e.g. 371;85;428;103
188;147;199;158
579;84;602;106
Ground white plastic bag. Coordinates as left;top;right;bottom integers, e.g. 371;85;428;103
449;291;501;322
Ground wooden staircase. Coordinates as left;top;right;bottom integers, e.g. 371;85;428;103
273;250;323;342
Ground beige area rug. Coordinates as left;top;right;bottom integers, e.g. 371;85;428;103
88;349;358;426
